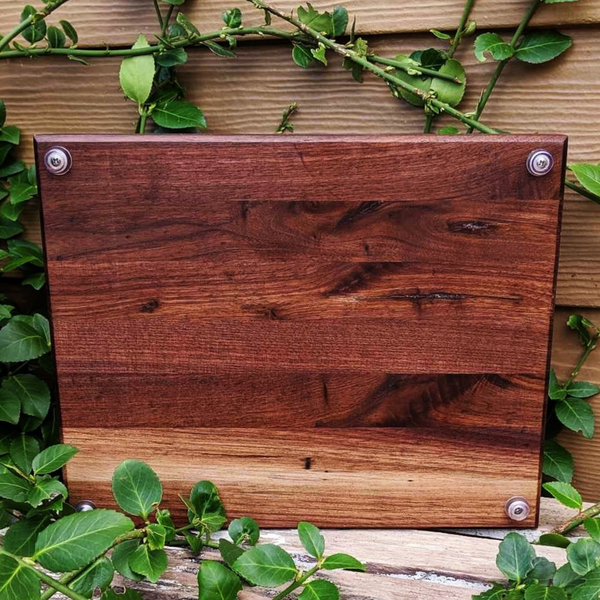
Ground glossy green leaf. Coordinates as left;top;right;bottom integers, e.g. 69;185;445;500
71;556;114;598
229;516;260;545
524;585;566;600
112;459;162;519
298;580;340;600
321;553;366;571
232;544;297;587
156;509;176;542
152;100;207;130
429;58;466;107
292;44;316;68
128;545;168;583
0;554;40;600
198;560;243;600
184;480;226;532
147;523;167;551
34;509;134;572
0;385;20;424
47;26;66;48
566;381;600;398
21;5;46;44
101;589;143;600
527;556;556;585
567;314;599;348
570;164;600;198
431;29;452;40
3;375;50;420
555;397;595;438
537;533;572;549
474;32;514;62
22;272;46;291
332;6;348;36
553;562;582;587
571;567;600;600
32;444;78;475
496;533;535;582
156;47;188;67
472;584;510;599
585;518;600;543
0;126;20;146
543;439;574;483
567;539;600;575
515;31;572;64
0;217;23;239
119;34;155;104
0;314;50;362
297;4;333;35
28;478;67;507
0;466;31;501
219;538;244;569
59;20;78;45
311;43;328;65
201;40;236;58
3;517;48;556
111;539;144;581
543;481;583;509
10;434;39;473
222;7;242;28
298;521;325;559
176;12;201;36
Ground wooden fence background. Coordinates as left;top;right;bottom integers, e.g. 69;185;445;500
1;0;599;500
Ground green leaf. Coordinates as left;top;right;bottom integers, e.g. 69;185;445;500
555;397;595;438
585;518;600;543
0;386;20;424
0;466;31;501
3;375;50;420
474;33;514;62
111;540;144;581
21;5;46;44
429;58;466;107
438;126;461;135
0;126;20;145
496;533;535;582
47;25;66;48
112;459;162;519
176;12;201;36
298;580;340;600
198;560;243;600
516;31;572;64
537;533;572;549
28;477;67;507
524;585;566;600
332;6;348;37
3;517;48;556
0;160;25;179
431;29;452;40
229;516;260;545
128;545;168;583
311;43;327;65
185;531;204;554
566;381;600;399
0;200;25;222
201;40;237;58
292;44;316;68
147;523;167;551
71;556;114;598
321;553;366;571
543;439;574;483
10;434;39;473
31;444;77;475
156;509;176;542
0;304;14;320
219;538;244;569
572;567;600;600
59;20;78;45
119;34;155;105
543;481;583;509
0;314;51;362
0;554;40;600
298;521;325;559
156;47;188;67
34;509;134;572
0;216;23;239
101;589;143;600
232;544;297;587
473;584;510;599
0;101;5;129
568;539;600;576
298;4;333;35
222;8;242;28
570;164;600;198
390;55;430;107
184;480;226;532
553;562;582;587
527;557;556;585
152;100;207;130
22;272;46;291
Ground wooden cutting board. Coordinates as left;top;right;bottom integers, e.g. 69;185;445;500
36;134;566;527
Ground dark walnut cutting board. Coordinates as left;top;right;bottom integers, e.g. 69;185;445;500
35;134;566;528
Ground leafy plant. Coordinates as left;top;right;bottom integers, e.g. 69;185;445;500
0;456;364;600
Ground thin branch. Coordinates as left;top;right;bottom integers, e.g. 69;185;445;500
448;0;476;58
549;501;600;536
369;55;463;83
566;179;600;205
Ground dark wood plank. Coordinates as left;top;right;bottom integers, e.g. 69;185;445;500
59;372;544;431
36;135;565;527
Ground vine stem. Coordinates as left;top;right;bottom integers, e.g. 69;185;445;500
467;0;541;131
549;501;600;536
369;56;463;83
152;0;164;31
566;179;600;205
0;0;71;53
447;0;476;58
162;5;176;36
272;565;320;600
563;330;599;389
249;0;498;134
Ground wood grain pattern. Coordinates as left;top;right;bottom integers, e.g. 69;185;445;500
63;427;541;527
0;0;597;46
4;30;600;308
37;135;564;526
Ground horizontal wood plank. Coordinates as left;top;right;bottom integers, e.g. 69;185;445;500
3;30;600;306
0;0;597;46
63;427;541;528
